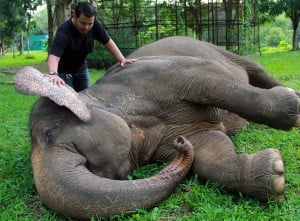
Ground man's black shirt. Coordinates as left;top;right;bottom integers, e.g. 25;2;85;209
50;19;110;73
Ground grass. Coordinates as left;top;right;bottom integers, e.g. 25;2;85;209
0;50;48;67
0;50;300;221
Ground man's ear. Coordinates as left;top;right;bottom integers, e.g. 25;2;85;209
13;66;92;122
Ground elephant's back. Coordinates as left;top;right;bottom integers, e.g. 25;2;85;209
89;55;234;114
96;55;225;90
125;36;249;83
127;36;227;62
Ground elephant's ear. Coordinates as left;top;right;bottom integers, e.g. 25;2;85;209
13;66;92;122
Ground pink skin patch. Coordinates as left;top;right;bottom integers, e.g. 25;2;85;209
13;66;92;122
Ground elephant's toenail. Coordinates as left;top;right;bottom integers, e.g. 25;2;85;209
275;195;285;204
285;87;295;93
296;117;300;127
272;176;285;195
273;160;284;174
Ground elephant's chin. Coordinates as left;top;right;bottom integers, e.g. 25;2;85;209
32;136;194;219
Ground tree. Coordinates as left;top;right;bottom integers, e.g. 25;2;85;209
259;0;300;50
0;0;42;56
31;5;48;35
46;0;55;53
23;0;43;54
0;0;25;56
54;0;73;28
264;27;286;46
260;14;293;47
287;1;300;50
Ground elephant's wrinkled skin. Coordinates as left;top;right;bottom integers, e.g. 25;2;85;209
14;36;300;219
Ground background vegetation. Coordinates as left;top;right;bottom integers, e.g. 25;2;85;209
0;49;299;220
1;1;299;59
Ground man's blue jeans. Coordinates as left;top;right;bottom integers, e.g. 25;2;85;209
58;68;90;92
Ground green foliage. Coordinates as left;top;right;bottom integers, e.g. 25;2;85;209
0;50;300;220
258;0;300;50
258;0;299;22
260;41;292;54
264;27;287;46
0;0;43;48
30;5;48;35
260;14;293;47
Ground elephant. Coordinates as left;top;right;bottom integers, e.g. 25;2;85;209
13;36;300;219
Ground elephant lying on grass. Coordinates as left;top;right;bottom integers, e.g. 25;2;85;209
14;36;300;219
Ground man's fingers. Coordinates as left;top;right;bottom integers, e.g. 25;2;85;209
120;58;138;67
48;75;65;86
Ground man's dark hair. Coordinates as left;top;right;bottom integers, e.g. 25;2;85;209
74;2;96;18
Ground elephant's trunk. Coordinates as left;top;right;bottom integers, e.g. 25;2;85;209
32;136;194;219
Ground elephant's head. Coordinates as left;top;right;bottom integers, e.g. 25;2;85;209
13;66;194;219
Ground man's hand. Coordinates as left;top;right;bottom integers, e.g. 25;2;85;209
120;58;138;67
47;74;65;86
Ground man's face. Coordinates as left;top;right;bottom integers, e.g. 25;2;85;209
73;14;95;34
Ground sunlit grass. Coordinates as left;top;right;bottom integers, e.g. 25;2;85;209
0;50;47;67
0;50;299;220
248;50;300;89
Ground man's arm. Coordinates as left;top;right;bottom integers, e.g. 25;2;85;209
47;54;65;86
48;54;60;74
105;39;137;67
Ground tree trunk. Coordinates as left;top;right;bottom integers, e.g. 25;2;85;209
290;9;299;51
223;0;234;50
12;35;16;58
47;0;55;54
54;0;73;27
0;37;4;56
90;0;98;8
19;31;24;55
292;26;299;51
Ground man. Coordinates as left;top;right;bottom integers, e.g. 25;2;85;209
47;2;137;92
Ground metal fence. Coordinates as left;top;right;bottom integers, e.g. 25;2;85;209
89;0;259;68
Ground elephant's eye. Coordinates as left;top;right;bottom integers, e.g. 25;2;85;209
43;129;54;145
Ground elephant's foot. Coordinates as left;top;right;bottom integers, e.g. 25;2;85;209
263;86;300;129
285;89;300;127
243;148;285;203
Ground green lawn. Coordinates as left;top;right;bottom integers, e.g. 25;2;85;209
0;50;299;221
0;50;48;67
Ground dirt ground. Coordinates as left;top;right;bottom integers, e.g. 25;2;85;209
0;62;48;75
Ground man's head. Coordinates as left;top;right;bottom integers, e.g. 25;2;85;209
72;2;97;34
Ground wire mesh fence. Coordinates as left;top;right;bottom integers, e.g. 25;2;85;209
89;0;259;68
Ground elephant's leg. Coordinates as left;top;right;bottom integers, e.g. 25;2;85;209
219;48;282;89
222;112;248;136
189;130;285;203
179;60;300;130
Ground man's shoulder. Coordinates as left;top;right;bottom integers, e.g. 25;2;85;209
57;19;73;34
55;20;73;40
92;19;110;43
94;19;108;31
